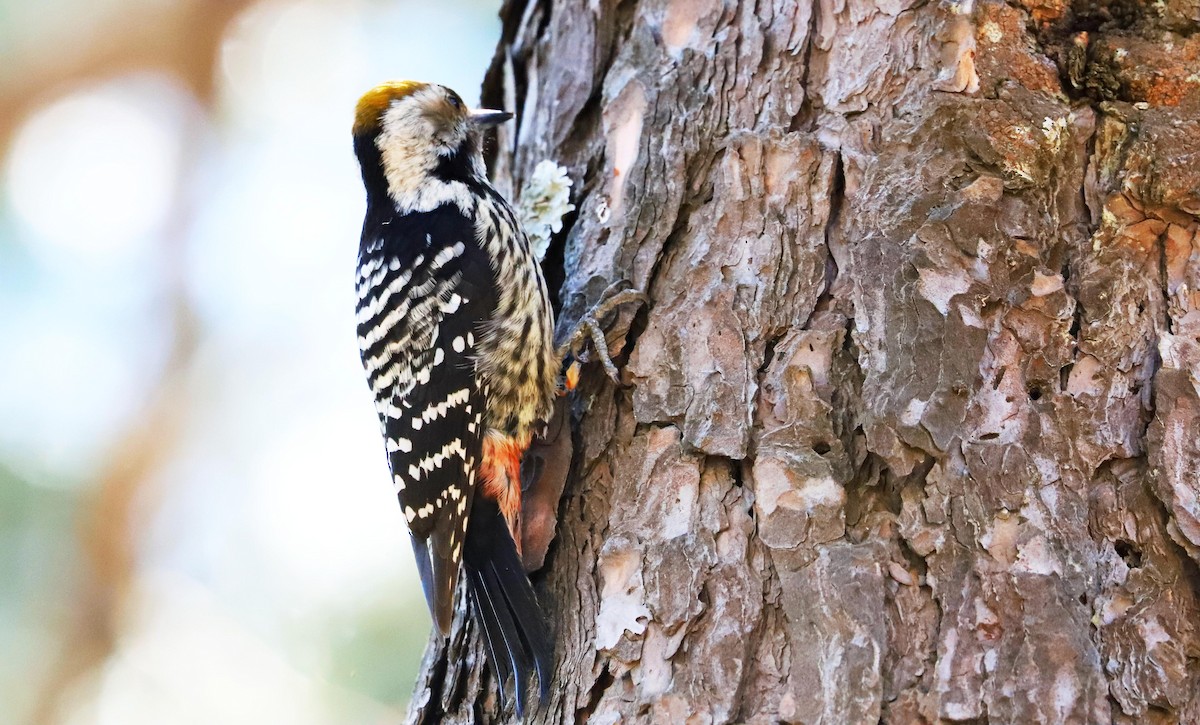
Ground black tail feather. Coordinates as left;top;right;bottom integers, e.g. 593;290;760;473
490;560;553;699
410;534;457;635
466;564;520;698
463;497;554;716
470;563;534;713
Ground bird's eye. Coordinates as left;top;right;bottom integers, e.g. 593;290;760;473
447;94;463;110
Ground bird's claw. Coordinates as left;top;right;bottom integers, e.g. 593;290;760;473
557;283;648;389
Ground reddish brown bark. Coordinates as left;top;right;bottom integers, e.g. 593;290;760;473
410;1;1200;722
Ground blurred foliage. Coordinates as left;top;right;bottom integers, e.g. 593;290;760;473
0;464;80;719
323;601;431;704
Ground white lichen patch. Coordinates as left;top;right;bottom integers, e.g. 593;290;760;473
901;397;928;426
917;266;971;315
997;125;1039;184
1100;205;1120;231
980;20;1003;43
1006;163;1036;185
1041;115;1070;154
518;160;576;262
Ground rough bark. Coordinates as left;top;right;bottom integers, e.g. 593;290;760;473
409;0;1200;722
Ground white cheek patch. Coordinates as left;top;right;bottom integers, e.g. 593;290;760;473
376;92;476;214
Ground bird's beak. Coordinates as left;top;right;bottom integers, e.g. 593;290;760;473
469;108;514;126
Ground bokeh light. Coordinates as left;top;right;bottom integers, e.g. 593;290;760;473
7;77;183;259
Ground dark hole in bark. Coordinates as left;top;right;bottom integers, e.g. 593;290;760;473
813;441;832;455
1114;539;1143;569
576;664;614;723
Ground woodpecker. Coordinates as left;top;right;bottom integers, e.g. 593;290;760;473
352;81;556;714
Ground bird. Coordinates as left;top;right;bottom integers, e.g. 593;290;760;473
351;80;557;714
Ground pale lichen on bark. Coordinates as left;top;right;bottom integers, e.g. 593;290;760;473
408;0;1200;722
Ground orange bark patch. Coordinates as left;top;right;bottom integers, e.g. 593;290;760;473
972;3;1061;96
1118;219;1167;255
1164;224;1196;292
1090;34;1200;107
1106;193;1145;226
1013;0;1068;25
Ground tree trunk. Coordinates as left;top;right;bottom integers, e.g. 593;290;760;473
409;0;1200;722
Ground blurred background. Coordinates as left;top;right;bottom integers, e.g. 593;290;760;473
0;0;500;722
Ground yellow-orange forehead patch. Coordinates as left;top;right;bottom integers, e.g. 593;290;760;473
354;80;428;135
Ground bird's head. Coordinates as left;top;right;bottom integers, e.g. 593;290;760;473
352;81;512;209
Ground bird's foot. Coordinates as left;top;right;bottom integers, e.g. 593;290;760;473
557;281;648;391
